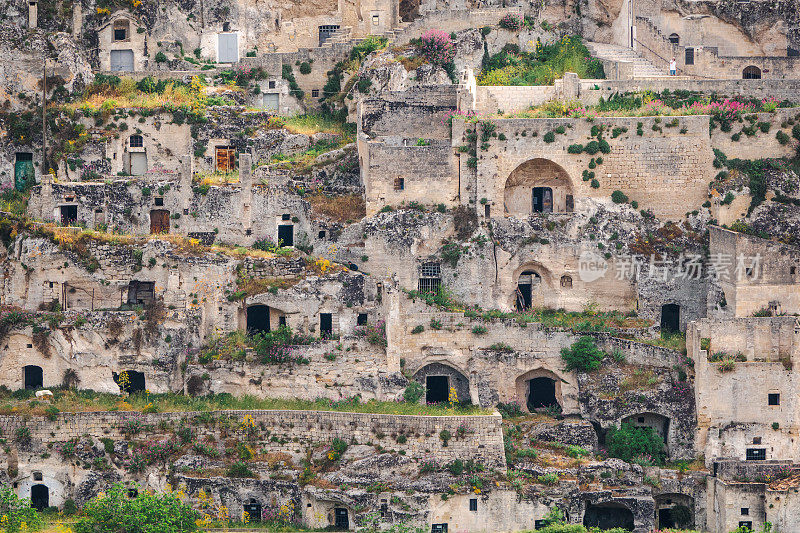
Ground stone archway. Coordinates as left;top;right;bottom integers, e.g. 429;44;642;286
655;494;693;529
515;368;564;413
583;502;634;531
512;262;554;311
504;159;574;216
413;362;471;405
743;65;761;79
622;412;670;446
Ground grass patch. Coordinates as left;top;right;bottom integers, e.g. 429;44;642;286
0;388;490;416
284;114;355;138
306;193;366;223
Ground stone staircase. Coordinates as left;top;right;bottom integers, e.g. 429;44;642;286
586;42;670;78
320;21;413;49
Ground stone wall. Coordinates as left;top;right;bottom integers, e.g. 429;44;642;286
359;87;458;139
363;139;458;214
709;225;800;317
456;115;713;220
0;409;507;469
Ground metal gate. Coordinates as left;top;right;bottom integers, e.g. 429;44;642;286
14;153;34;191
218;33;239;63
110;49;134;71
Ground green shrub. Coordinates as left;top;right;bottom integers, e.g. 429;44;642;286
403;381;424;403
776;130;790;145
567;144;583;154
411;325;424;334
471;325;488;335
74;483;196;533
611;190;628;204
154;51;167;63
560;336;605;372
225;461;256;478
447;459;464;476
299;61;312;74
543;131;556;143
605;423;665;465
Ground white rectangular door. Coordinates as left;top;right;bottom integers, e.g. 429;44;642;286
110;50;134;71
130;153;147;176
262;93;279;112
218;33;239;63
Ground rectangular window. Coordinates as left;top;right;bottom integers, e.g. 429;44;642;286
394;177;404;191
685;48;694;65
372;14;380;25
746;448;766;461
566;194;574;213
154;197;164;206
741;508;749;516
431;525;448;533
357;313;368;326
418;262;441;293
768;393;780;405
114;28;127;41
312;89;319;98
268;80;276;89
469;498;477;512
485;204;490;218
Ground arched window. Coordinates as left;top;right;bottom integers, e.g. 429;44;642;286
560;275;573;288
668;33;679;45
743;66;761;79
129;135;143;148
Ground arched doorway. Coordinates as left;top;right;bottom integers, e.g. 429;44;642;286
655;494;693;529
413;363;471;405
23;365;43;390
622;413;670;445
504;159;574;216
31;484;48;511
528;377;558;410
244;499;262;522
583;502;634;531
114;370;145;394
660;303;680;332
515;369;564;413
516;270;541;311
334;508;349;530
247;305;270;334
743;66;762;79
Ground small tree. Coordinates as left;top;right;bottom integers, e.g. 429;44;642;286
0;485;44;532
606;423;666;465
403;381;424;403
560;336;605;372
74;483;198;533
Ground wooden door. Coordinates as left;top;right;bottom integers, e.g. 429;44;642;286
150;209;170;234
215;147;236;172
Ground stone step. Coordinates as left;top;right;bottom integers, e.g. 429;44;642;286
586;41;672;78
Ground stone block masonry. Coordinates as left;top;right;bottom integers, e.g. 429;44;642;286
0;409;507;469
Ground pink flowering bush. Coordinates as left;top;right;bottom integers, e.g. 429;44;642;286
499;12;524;31
418;29;455;65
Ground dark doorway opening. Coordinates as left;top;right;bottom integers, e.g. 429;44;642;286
126;281;155;306
31;484;48;511
319;25;340;46
527;377;558;410
278;224;294;247
60;205;77;225
583;503;634;531
150;209;170;234
334;508;349;530
244;500;262;522
24;365;43;390
660;303;680;333
516;271;540;311
114;370;145;394
247;305;270;335
426;375;448;404
320;313;332;338
532;187;553;213
659;509;675;529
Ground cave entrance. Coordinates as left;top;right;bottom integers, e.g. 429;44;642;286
583;503;634;531
334;508;349;530
527;377;558;410
426;375;449;404
515;270;540;311
247;305;270;335
114;370;145;394
277;224;294;247
660;303;680;333
244;500;262;522
31;484;48;511
655;494;693;530
24;365;43;390
60;205;77;226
